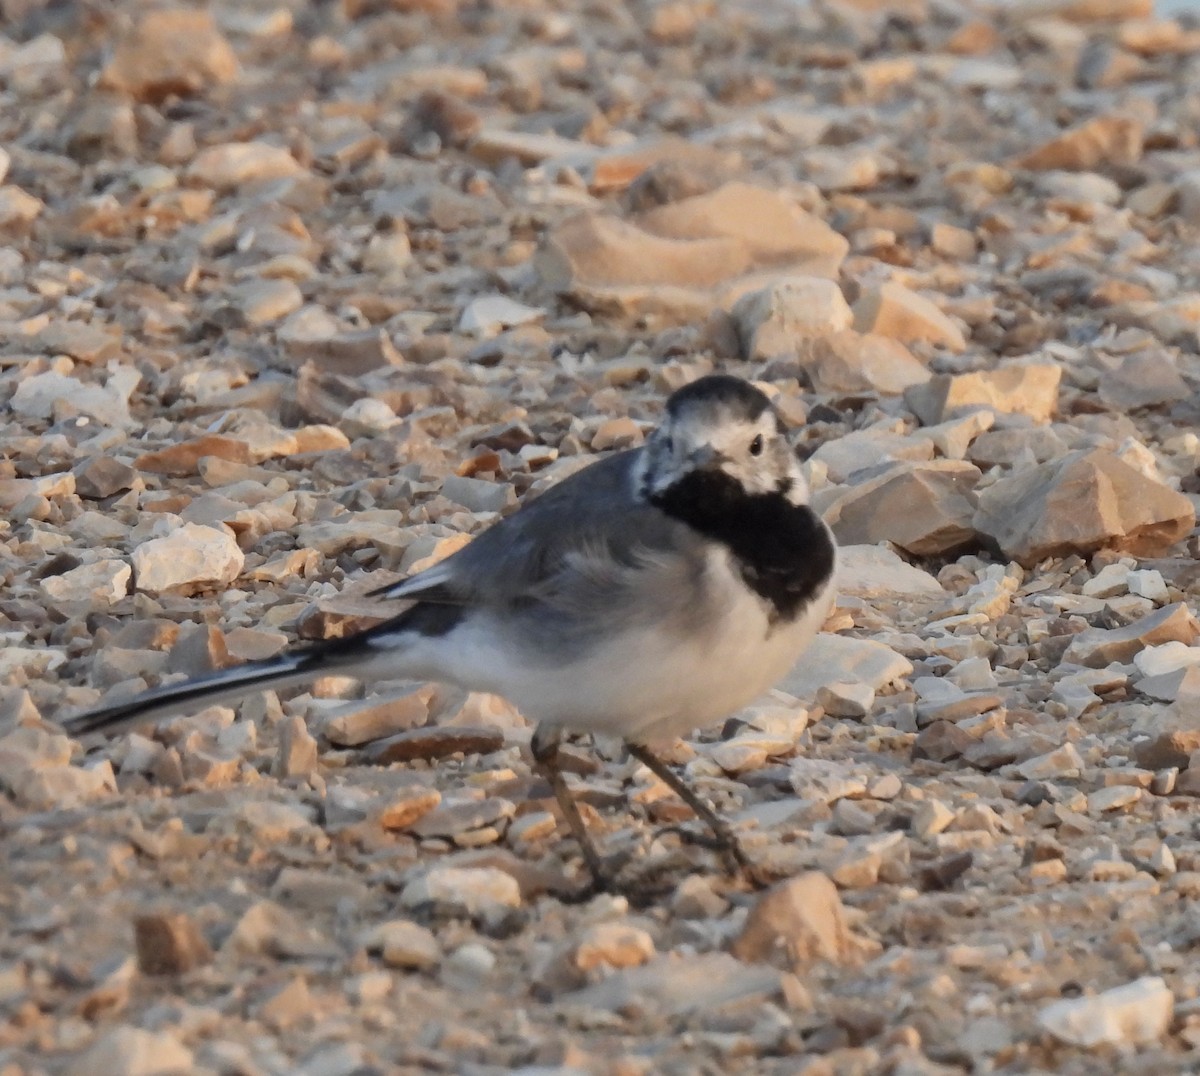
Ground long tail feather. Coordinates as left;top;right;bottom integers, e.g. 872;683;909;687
61;649;325;738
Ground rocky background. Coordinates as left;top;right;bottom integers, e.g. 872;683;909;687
4;0;1200;1071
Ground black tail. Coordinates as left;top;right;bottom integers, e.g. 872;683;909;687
61;649;327;738
59;600;469;739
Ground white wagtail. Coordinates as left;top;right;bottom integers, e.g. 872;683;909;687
63;374;837;888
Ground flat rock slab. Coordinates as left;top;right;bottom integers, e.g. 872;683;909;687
779;634;913;701
974;449;1195;566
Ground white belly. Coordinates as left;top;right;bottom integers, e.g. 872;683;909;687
401;547;836;744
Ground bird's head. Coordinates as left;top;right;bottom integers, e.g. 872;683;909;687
636;374;809;509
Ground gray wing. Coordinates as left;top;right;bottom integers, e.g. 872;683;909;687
371;450;704;612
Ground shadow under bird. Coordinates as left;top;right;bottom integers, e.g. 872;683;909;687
63;374;838;890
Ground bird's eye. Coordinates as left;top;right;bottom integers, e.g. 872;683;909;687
749;434;764;456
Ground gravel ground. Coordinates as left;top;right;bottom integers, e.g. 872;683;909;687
5;0;1200;1072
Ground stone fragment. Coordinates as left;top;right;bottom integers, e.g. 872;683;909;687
322;688;432;746
1017;743;1085;780
11;369;139;427
804;331;931;394
400;867;521;916
363;920;441;970
378;787;442;831
912;721;972;762
186;142;304;189
132;523;245;593
1039;977;1172;1048
731;872;857;967
906;363;1061;425
0;185;43;226
731;276;853;361
232;279;304;326
1098;352;1191;409
779;635;912;700
535;182;848;321
67;1027;193;1076
363;726;504;765
74;457;138;499
835;545;944;600
257;976;313;1030
458;295;544;337
823;461;980;556
135;435;251;476
1015;115;1143;171
974;450;1194;566
134;911;213;975
853;281;966;352
100;9;239;101
224;900;335;959
573;922;656;972
1063;603;1198;667
274;715;319;779
39;559;130;605
817;681;875;719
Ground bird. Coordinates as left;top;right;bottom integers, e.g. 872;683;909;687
62;373;838;890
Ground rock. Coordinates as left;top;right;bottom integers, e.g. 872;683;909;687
363;726;504;765
10;368;139;427
853;282;967;352
913;799;956;839
1014;115;1143;171
257;976;314;1030
817;681;876;719
1039;977;1172;1048
779;635;912;700
136;435;251;476
565;951;785;1016
0;185;43;226
186;142;304;190
362;920;441;970
535;182;848;321
99;9;239;102
1017;742;1085;780
731;872;858;967
74;457;138;499
39;559;130;605
131;523;245;594
377;786;442;831
1063;603;1199;667
835;545;944;600
458;295;545;337
411;796;515;841
905;363;1061;425
274;715;319;779
68;1027;194;1076
912;721;972;762
322;688;432;746
572;922;656;972
212;801;319;843
134;911;213;975
224;900;335;959
731;276;853;361
400;867;522;916
974;450;1194;566
232;279;304;326
439;474;517;514
823;461;981;556
1098;351;1191;409
804;331;931;395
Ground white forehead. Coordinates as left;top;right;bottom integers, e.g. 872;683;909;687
668;406;775;445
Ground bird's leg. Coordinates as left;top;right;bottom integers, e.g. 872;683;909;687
531;725;615;892
625;741;751;877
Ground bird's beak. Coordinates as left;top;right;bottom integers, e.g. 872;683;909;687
688;444;726;471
